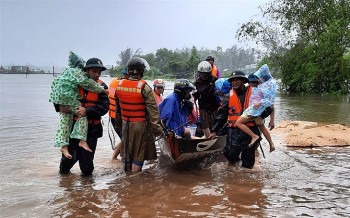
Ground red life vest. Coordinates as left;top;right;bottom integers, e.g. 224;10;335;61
108;78;120;118
115;79;147;122
153;91;163;106
227;86;256;127
211;65;218;77
74;79;104;125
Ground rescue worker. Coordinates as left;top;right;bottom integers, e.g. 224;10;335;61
114;57;163;172
50;52;107;159
109;68;129;160
239;72;276;152
206;56;220;78
153;79;165;105
193;61;220;138
58;57;109;176
209;71;261;169
159;79;196;139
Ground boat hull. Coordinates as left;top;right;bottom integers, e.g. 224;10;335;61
158;135;226;167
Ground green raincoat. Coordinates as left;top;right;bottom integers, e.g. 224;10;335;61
49;51;105;147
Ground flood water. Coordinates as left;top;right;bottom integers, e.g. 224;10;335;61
0;74;349;217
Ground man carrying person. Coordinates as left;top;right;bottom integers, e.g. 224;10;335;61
58;57;109;176
209;71;260;169
240;72;276;152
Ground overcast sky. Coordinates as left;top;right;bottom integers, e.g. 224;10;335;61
1;0;268;67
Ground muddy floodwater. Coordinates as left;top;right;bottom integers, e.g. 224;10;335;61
1;74;349;217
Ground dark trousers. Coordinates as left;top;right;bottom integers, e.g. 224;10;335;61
59;136;98;176
223;126;260;169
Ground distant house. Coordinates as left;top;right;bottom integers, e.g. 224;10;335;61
33;69;45;74
9;66;29;74
0;66;8;74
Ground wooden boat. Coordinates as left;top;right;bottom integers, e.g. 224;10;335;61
158;134;226;167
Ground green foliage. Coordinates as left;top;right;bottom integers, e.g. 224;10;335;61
341;49;350;93
117;48;141;66
221;71;231;78
116;46;259;80
238;0;350;94
187;46;200;71
109;65;126;78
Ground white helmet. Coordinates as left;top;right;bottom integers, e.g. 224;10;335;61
197;61;212;73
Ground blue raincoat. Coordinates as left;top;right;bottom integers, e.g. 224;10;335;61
159;92;189;137
243;64;278;117
215;78;232;95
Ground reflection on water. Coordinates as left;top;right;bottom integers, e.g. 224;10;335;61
52;162;269;217
0;75;349;217
277;93;350;126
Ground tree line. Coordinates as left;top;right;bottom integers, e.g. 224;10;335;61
109;46;258;80
110;0;350;95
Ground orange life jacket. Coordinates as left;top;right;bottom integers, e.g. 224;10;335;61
108;78;120;118
211;65;218;77
228;86;256;127
115;79;147;122
74;79;104;125
153;91;163;106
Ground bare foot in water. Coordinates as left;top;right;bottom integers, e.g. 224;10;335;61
269;143;275;153
248;135;260;147
60;146;72;159
79;140;92;152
